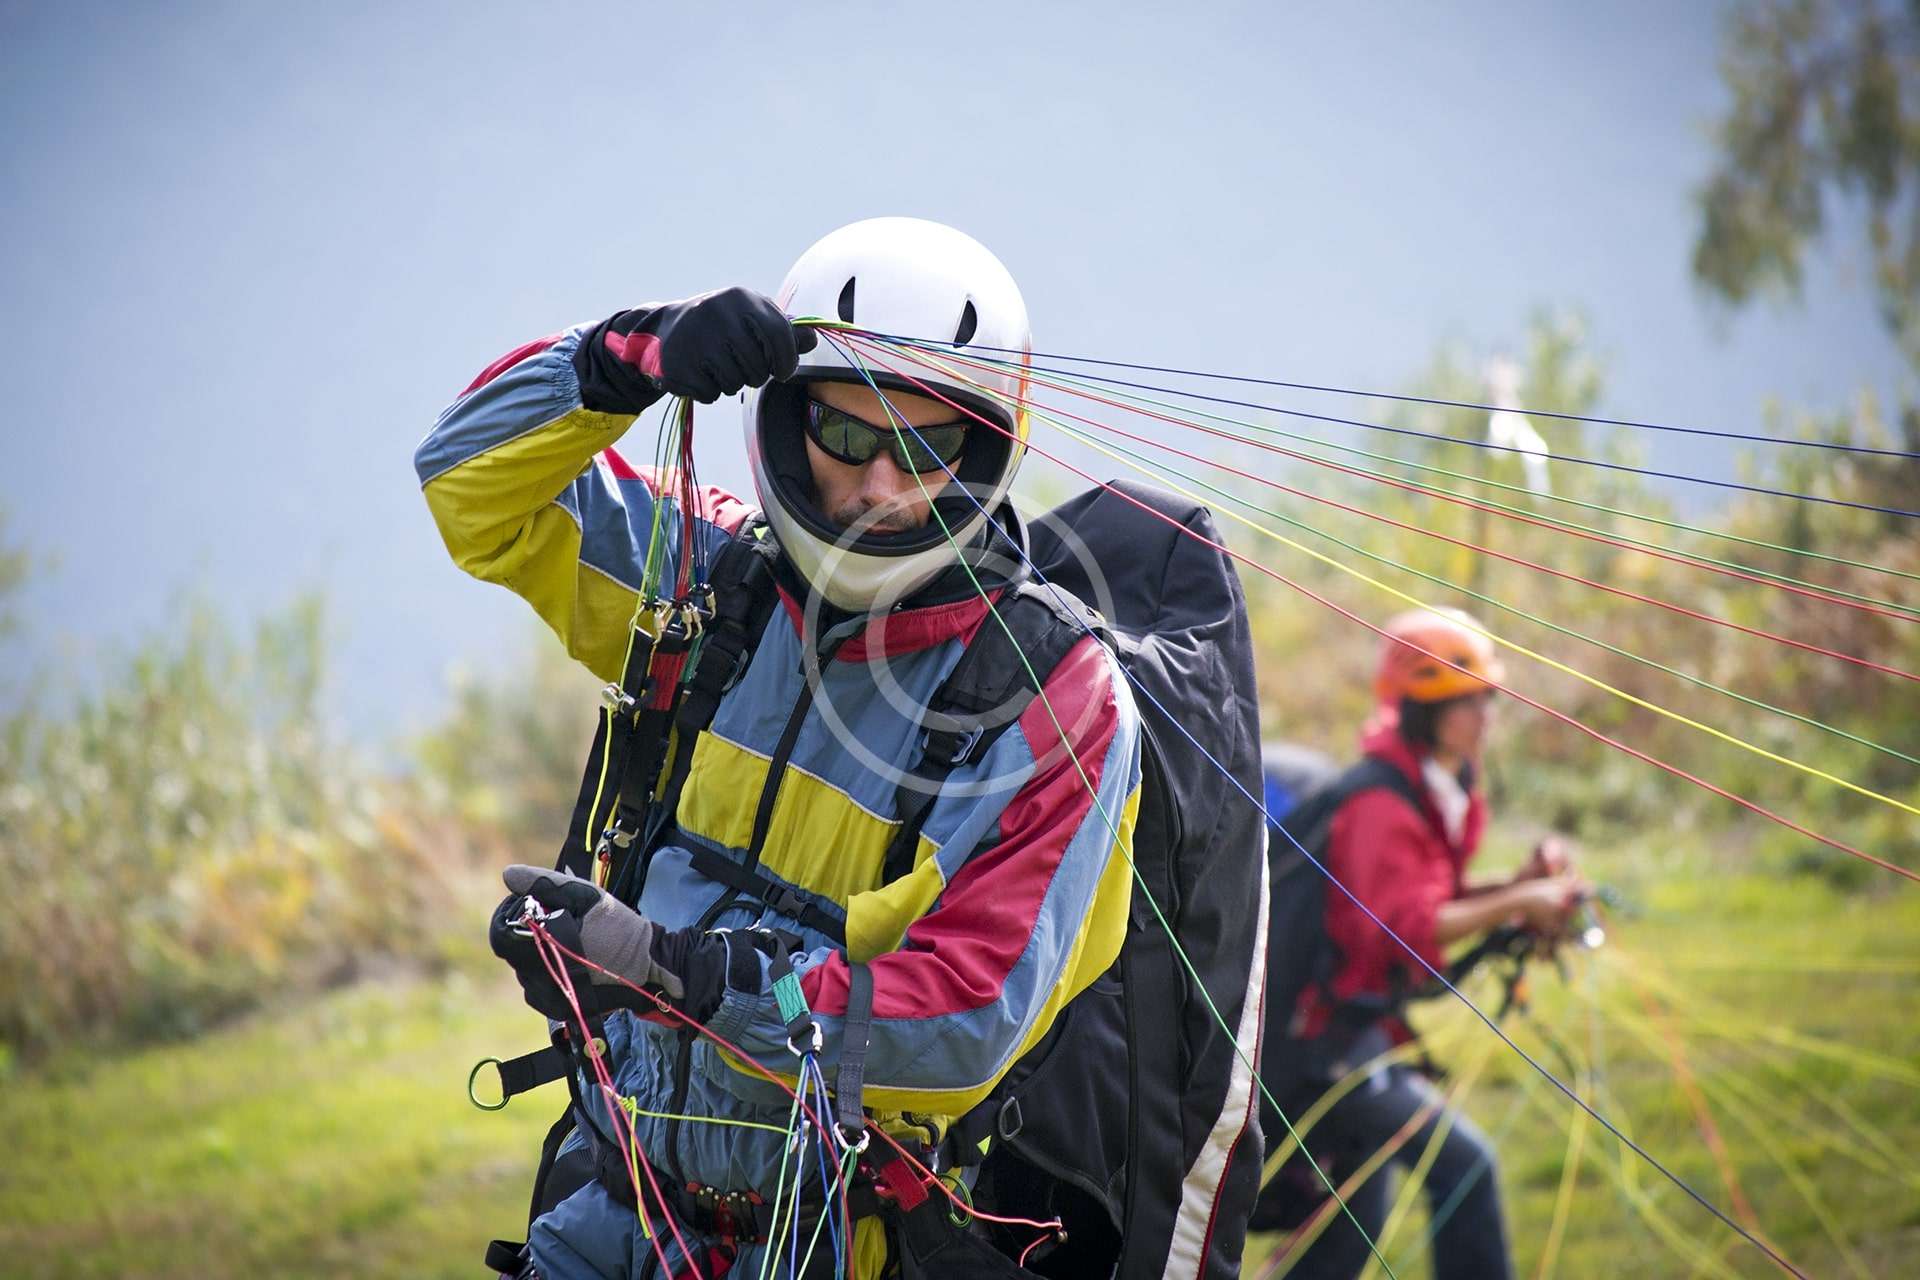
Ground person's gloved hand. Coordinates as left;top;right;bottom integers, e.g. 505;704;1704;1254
488;865;686;1021
1511;873;1593;940
1515;834;1574;883
577;287;819;410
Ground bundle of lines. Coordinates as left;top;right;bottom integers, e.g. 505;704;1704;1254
573;323;1916;1280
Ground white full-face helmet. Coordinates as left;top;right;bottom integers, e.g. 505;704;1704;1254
744;217;1032;614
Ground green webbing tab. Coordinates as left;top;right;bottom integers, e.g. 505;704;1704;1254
772;969;808;1025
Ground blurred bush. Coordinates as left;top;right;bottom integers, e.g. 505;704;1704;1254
1240;313;1919;876
0;592;489;1059
411;631;600;848
4;311;1913;1062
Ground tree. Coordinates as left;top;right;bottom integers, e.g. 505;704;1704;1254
1694;0;1920;371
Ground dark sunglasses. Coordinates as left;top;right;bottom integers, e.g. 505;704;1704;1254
804;398;969;475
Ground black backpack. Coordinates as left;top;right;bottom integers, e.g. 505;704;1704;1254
960;480;1268;1280
484;480;1268;1280
1250;754;1422;1232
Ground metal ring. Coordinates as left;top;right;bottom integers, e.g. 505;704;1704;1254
467;1057;508;1111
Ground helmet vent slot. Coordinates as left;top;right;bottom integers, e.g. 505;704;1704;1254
837;277;857;323
953;299;979;346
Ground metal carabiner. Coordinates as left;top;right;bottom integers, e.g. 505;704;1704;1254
508;894;557;938
786;1019;824;1058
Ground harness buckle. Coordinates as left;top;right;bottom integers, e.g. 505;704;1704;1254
714;634;756;692
600;683;639;717
922;722;986;767
769;885;810;921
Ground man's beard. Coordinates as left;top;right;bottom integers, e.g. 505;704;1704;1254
828;496;921;536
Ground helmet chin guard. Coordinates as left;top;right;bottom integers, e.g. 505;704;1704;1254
745;217;1031;615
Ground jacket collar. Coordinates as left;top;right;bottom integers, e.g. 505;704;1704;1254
1359;717;1486;868
770;505;1025;663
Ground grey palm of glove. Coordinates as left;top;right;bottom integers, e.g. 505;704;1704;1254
499;865;684;1003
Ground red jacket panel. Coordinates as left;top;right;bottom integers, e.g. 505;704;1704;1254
1298;723;1486;1040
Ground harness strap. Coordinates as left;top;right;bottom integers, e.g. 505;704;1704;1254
685;845;850;946
878;788;939;887
551;612;667;883
484;1237;529;1275
675;520;779;737
765;942;819;1053
524;1107;578;1229
835;962;876;1140
552;518;778;888
492;1044;570;1103
876;582;1105;891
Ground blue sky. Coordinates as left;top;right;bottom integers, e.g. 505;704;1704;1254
2;1;1906;743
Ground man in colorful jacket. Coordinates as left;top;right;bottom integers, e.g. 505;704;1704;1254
415;218;1141;1278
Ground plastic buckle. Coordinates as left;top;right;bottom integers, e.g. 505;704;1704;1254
600;683;639;717
923;723;985;767
707;634;753;693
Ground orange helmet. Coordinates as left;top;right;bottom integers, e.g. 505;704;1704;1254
1373;608;1505;705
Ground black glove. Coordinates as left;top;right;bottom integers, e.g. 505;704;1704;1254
489;865;685;1021
575;287;819;410
487;866;757;1023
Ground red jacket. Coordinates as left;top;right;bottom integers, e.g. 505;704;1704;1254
1296;722;1486;1040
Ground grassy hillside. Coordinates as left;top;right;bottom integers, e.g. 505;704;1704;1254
2;356;1912;1276
4;833;1913;1279
1245;830;1920;1279
0;961;554;1279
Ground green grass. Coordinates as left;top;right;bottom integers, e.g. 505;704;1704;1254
3;837;1915;1278
1247;833;1920;1279
0;970;562;1279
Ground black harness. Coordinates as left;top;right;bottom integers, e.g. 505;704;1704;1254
483;514;1103;1277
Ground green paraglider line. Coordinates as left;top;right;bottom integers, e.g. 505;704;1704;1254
828;330;1815;1278
840;332;1918;862
874;332;1920;513
1019;394;1920;768
871;332;1920;461
884;335;1920;605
